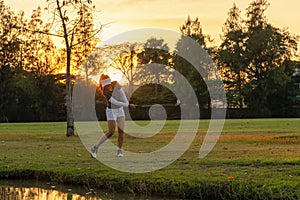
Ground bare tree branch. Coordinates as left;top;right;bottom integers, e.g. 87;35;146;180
71;27;101;47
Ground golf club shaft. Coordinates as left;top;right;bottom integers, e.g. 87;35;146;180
138;101;180;108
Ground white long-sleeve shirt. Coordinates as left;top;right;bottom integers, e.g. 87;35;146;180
103;81;129;109
108;88;129;108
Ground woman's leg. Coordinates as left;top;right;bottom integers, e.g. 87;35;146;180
94;120;116;148
116;116;125;149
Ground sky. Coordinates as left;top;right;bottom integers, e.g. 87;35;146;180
3;0;300;47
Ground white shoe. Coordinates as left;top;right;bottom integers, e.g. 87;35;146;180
117;149;123;157
90;146;98;158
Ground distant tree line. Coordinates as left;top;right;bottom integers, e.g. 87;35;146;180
0;0;100;124
105;0;300;118
0;0;299;122
0;3;65;122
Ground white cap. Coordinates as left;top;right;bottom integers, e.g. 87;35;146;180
101;78;111;88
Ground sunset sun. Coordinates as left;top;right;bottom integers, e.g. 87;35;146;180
90;67;125;85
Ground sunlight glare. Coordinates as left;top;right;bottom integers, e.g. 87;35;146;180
90;68;126;85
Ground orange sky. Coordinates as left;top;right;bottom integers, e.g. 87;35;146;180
3;0;300;46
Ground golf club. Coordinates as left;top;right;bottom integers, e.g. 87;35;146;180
137;99;181;108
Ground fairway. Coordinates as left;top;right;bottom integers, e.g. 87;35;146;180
0;119;299;199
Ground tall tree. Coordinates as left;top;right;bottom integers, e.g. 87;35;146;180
217;3;246;108
46;0;101;136
82;51;105;85
105;42;143;96
174;16;212;108
180;16;210;49
0;1;25;122
243;0;298;116
24;7;64;121
136;37;172;96
72;3;100;84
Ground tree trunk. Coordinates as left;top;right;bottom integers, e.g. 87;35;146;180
155;67;160;96
55;0;74;137
238;72;243;109
129;62;133;96
66;47;74;137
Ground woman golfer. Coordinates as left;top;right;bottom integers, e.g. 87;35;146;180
91;74;135;158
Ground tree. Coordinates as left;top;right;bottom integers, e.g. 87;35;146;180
72;3;100;85
46;0;101;136
104;42;143;96
0;1;25;122
136;37;173;96
243;0;298;116
216;3;246;108
24;7;65;121
173;16;212;108
81;51;105;85
216;0;298;116
180;16;211;49
267;60;300;117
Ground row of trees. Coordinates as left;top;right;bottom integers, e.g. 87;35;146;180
0;0;299;126
95;0;299;117
216;1;299;117
0;3;64;122
0;0;102;136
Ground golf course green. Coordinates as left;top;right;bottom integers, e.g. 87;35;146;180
0;118;299;199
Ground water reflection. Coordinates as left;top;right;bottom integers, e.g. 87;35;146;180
0;186;101;200
0;180;175;200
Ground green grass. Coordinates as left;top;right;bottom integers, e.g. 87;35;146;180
0;119;299;199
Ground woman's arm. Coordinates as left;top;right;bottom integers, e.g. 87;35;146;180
105;82;133;108
119;88;129;105
109;96;129;107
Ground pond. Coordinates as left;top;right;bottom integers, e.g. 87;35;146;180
0;179;175;200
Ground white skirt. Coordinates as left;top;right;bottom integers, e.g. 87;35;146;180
106;107;125;121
